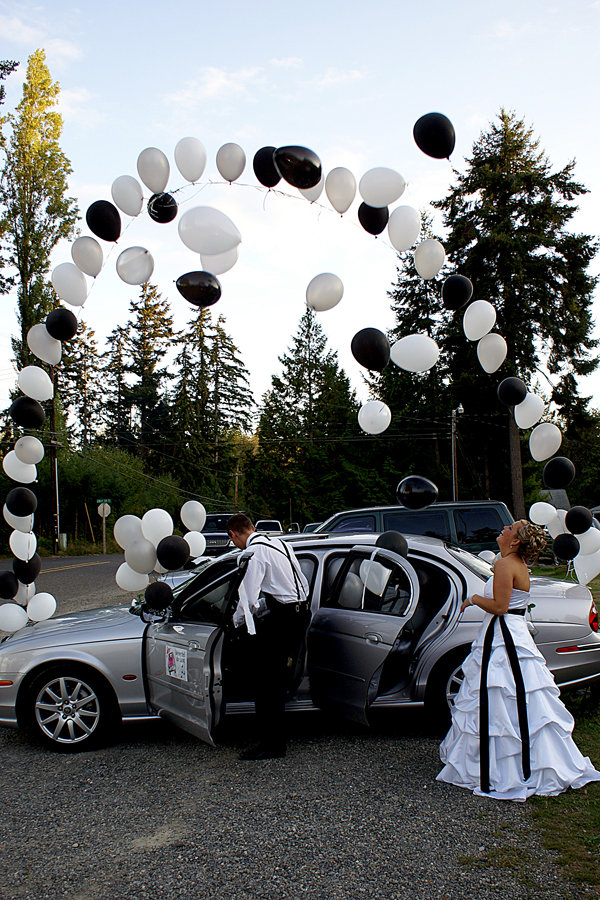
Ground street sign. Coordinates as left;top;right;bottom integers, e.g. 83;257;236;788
97;503;111;518
96;498;111;504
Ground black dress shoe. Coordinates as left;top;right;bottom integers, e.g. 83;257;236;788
238;745;286;760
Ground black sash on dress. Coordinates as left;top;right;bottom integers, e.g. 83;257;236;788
479;609;530;794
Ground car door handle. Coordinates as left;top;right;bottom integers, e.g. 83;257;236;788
365;632;382;644
188;641;201;651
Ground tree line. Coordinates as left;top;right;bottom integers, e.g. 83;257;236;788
0;51;598;550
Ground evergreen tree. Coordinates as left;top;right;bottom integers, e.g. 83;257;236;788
0;49;78;369
251;308;377;524
98;325;133;447
0;59;18;296
433;110;598;515
59;319;103;445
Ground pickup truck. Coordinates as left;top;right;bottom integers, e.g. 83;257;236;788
254;519;284;535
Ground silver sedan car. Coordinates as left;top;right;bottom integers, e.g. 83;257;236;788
1;533;599;752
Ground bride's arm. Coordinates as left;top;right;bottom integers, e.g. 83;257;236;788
460;558;513;615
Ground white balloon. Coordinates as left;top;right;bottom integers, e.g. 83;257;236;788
71;236;103;277
14;581;35;606
388;206;421;252
3;452;36;484
184;531;207;558
9;530;37;561
0;603;28;633
141;508;173;547
175;136;207;182
200;246;239;276
529;501;558;527
125;538;158;575
180;500;207;532
529;422;562;462
358;401;391;435
51;262;87;307
216;143;246;182
325;167;356;214
359;167;406;207
413;239;445;280
577;527;600;556
116;247;155;285
515;393;545;430
114;515;144;550
390;334;439;373
476;333;507;373
547;508;567;539
137;147;170;194
115;563;149;592
574;549;600;585
478;550;497;564
27;324;61;366
154;561;169;575
111;175;144;217
463;300;496;341
14;435;44;465
299;176;324;203
3;504;34;534
27;592;56;622
306;273;344;312
17;366;53;402
178;206;241;255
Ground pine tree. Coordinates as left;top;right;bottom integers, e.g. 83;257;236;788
251;308;376;524
99;325;133;447
59;319;103;445
0;49;78;369
0;59;18;296
433;110;598;515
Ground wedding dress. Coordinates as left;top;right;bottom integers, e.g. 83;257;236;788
437;576;600;801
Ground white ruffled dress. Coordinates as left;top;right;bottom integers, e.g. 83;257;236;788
437;576;600;801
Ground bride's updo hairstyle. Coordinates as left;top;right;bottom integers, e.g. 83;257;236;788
515;520;547;565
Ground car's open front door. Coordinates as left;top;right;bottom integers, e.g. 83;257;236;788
144;559;242;745
307;547;420;724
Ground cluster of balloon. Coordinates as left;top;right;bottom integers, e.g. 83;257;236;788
113;500;208;594
396;476;439;510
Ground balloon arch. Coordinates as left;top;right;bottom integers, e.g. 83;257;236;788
0;113;593;631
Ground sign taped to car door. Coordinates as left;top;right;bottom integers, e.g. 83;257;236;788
166;645;188;681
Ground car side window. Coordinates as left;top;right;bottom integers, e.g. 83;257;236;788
178;570;238;625
329;515;376;533
383;510;451;542
327;552;412;616
454;507;503;544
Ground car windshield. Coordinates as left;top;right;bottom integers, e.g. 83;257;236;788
448;547;493;581
171;557;221;598
203;514;232;532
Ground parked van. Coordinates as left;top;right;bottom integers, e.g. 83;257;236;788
313;501;514;555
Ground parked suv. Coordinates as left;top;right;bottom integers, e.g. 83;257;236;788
201;512;236;556
313;501;514;555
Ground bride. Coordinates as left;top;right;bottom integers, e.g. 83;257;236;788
437;519;600;801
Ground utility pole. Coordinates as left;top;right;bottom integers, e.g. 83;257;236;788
451;404;463;502
234;472;240;510
49;367;61;554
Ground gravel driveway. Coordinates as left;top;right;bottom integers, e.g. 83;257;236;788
0;708;593;900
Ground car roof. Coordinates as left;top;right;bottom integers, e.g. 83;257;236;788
321;501;507;515
283;531;448;552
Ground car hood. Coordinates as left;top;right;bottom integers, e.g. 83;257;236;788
1;605;145;651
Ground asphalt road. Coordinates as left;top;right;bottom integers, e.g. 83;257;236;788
0;555;596;900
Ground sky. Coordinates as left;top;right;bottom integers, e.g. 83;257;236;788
1;0;599;417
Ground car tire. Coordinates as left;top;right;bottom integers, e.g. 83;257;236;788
21;665;120;752
424;649;470;734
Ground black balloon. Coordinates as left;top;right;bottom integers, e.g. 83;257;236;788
497;377;527;407
6;487;37;517
397;475;439;510
565;506;592;535
358;202;389;236
543;456;576;489
176;271;222;307
351;328;390;372
273;145;322;190
0;571;18;600
9;396;45;429
13;553;41;585
375;531;408;558
441;275;473;311
552;532;580;561
253;147;281;188
413;112;456;159
144;580;174;611
156;535;190;571
147;192;178;223
86;200;121;242
46;307;78;341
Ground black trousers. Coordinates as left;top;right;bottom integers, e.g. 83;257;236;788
251;599;310;750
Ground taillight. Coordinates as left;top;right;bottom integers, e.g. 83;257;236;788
590;604;598;633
